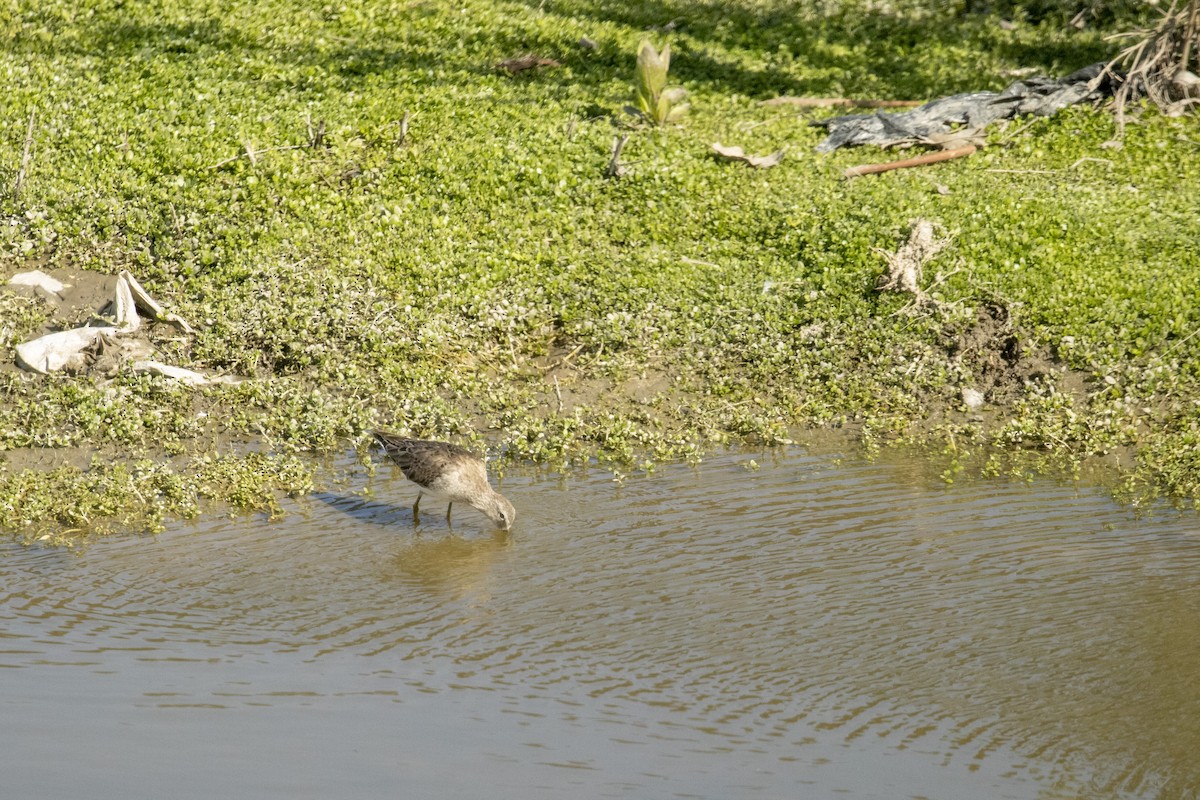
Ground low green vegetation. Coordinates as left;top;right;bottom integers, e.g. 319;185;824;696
0;0;1197;541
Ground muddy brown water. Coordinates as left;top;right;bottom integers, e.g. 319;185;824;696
3;447;1200;799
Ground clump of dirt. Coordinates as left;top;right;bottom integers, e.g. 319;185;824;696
5;267;119;333
872;221;1069;415
942;301;1057;407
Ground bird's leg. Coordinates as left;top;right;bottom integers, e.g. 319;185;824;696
445;502;453;524
412;491;422;525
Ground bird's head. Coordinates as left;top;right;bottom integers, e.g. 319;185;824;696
481;493;516;531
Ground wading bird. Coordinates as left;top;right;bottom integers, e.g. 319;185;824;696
372;432;516;530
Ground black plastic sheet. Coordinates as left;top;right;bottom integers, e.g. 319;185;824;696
813;63;1112;151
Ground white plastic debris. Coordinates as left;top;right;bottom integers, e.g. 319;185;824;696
130;361;241;386
113;271;140;330
131;361;211;385
118;270;195;334
15;327;119;374
8;269;66;295
12;270;213;384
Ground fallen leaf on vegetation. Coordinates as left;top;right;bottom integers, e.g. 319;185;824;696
495;54;561;74
710;143;783;168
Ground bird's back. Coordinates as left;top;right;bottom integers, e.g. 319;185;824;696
372;432;482;490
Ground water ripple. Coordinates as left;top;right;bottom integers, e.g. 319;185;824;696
3;448;1200;797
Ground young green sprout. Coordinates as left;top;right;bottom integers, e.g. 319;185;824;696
635;40;689;125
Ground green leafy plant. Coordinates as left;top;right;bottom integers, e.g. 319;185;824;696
6;0;1200;542
634;40;689;125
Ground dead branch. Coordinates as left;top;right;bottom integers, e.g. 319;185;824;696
844;145;977;178
1184;0;1200;70
398;111;411;146
305;113;326;149
1103;0;1200;137
552;374;564;414
537;342;586;372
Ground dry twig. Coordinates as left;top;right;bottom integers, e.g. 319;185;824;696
398;111;411;146
12;109;36;198
305;114;326;149
605;135;631;178
208;143;304;170
537;342;586;372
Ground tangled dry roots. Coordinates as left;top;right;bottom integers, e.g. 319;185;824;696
1103;0;1200;135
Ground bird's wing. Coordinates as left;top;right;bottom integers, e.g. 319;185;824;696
372;433;480;489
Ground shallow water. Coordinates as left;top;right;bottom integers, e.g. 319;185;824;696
3;447;1200;799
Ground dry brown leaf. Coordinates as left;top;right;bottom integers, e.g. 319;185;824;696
710;143;784;168
496;54;562;74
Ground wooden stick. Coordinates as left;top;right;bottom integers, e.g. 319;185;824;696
843;145;977;178
762;97;923;108
605;135;630;178
1182;0;1199;72
398;111;411;145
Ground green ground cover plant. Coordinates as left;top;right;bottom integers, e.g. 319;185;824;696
0;0;1198;541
